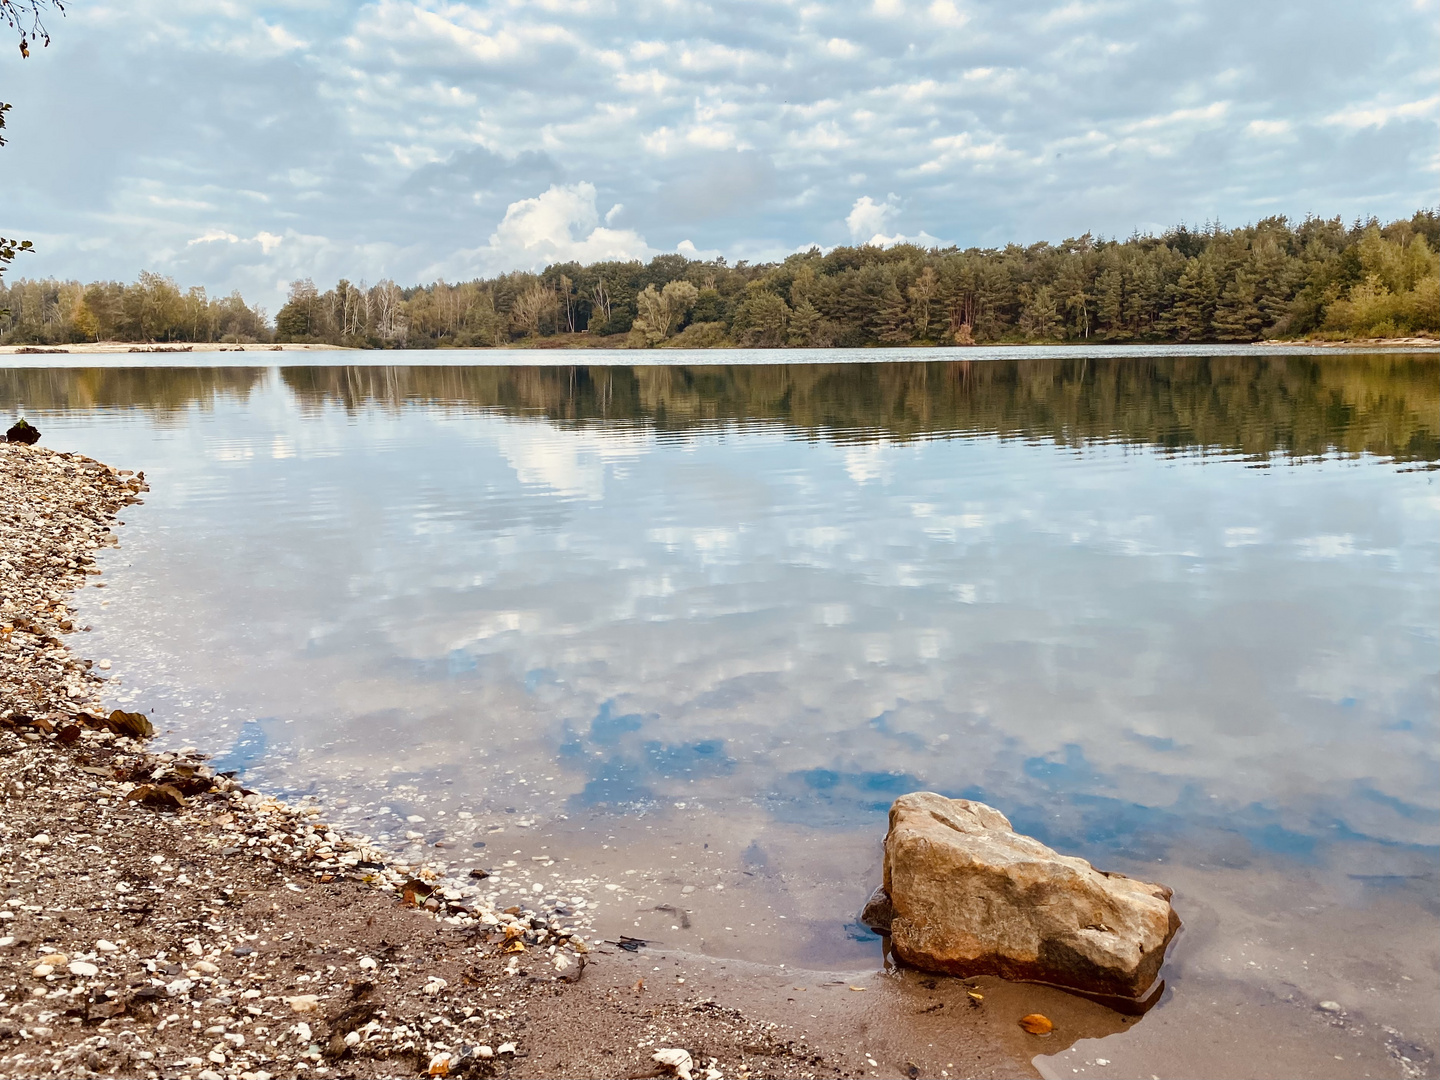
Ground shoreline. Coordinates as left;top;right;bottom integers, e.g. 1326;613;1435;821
0;440;1062;1080
0;335;1434;356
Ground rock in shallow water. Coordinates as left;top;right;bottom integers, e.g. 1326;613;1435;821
6;419;40;445
859;884;893;934
876;792;1179;1006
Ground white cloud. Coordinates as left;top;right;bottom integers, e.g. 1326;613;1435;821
1121;102;1230;133
918;131;1022;172
846;194;900;239
459;182;655;274
1244;119;1293;138
186;229;284;254
928;0;968;27
189;229;240;245
227;19;307;57
865;229;946;249
676;239;722;259
1324;95;1440;129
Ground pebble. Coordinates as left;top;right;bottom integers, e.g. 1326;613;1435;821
654;1047;696;1080
67;960;100;977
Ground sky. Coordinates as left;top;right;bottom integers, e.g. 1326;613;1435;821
2;0;1437;310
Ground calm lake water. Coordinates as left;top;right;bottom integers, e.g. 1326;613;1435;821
5;348;1437;1077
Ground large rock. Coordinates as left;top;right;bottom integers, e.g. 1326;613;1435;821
875;792;1179;1007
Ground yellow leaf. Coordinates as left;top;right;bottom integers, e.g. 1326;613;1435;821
1019;1013;1054;1035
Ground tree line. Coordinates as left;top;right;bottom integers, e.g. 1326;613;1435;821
0;272;269;345
2;211;1436;348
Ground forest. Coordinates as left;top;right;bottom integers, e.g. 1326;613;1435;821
1;211;1436;349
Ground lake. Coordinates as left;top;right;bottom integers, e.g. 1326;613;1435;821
4;346;1437;1078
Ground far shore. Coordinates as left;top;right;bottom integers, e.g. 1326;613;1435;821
1;335;1435;356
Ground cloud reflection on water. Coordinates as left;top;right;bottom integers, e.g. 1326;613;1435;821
6;357;1437;888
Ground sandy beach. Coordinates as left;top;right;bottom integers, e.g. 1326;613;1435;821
0;344;352;356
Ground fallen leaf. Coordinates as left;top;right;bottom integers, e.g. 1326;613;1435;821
967;990;984;1002
125;783;186;810
1019;1013;1054;1035
106;709;154;739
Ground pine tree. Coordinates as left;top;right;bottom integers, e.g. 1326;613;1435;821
1213;267;1263;340
1163;259;1218;341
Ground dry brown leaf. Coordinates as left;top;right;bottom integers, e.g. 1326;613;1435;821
1019;1013;1054;1035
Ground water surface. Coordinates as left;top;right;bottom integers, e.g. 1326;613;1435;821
5;349;1437;1078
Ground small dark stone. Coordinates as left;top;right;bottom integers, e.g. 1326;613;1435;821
5;419;40;445
860;885;894;934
